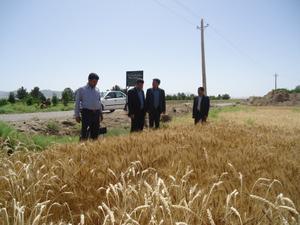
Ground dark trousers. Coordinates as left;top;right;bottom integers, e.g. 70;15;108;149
149;108;161;128
131;111;145;132
194;112;207;124
81;109;100;140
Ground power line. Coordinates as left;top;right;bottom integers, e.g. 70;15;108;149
151;0;273;77
170;0;272;74
209;25;267;69
151;0;196;27
172;0;201;19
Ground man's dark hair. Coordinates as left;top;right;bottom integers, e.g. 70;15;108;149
153;78;161;85
198;87;205;91
88;73;99;80
136;79;144;84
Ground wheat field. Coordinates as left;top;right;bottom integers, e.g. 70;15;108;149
0;106;299;225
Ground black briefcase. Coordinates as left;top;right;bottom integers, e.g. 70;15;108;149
99;127;107;135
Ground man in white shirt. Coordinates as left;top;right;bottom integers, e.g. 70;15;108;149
74;73;103;140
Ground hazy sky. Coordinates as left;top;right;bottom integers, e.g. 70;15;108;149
0;0;299;97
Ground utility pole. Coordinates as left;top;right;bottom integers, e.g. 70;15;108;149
197;19;209;95
274;73;278;90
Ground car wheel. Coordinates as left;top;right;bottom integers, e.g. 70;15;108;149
110;109;115;113
101;104;104;111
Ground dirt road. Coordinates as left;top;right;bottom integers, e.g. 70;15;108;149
0;102;235;122
0;111;74;122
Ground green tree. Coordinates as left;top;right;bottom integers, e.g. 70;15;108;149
61;91;69;106
26;97;34;106
16;86;28;100
62;88;74;102
8;92;16;104
51;95;58;106
30;87;46;103
30;87;41;99
39;92;46;102
0;99;8;106
222;94;231;100
112;85;121;91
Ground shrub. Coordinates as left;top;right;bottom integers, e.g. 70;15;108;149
62;88;74;102
222;94;231;100
0;99;8;106
8;92;16;104
46;121;60;134
16;86;28;100
45;98;51;106
61;88;74;106
52;95;58;106
26;97;34;106
62;92;69;106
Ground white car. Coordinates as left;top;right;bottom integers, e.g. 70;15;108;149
101;91;127;112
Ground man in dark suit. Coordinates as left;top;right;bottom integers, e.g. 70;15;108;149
146;78;166;128
193;87;210;124
127;79;146;132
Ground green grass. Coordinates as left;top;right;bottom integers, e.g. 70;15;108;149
245;118;255;126
106;127;130;137
209;105;256;120
292;107;300;113
31;135;77;149
0;102;74;114
166;99;242;104
210;98;243;104
167;105;254;126
46;121;60;133
0;121;132;152
209;105;241;119
0;121;77;151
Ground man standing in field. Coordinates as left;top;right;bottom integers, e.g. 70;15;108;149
145;78;166;128
193;87;210;124
127;79;146;132
74;73;103;140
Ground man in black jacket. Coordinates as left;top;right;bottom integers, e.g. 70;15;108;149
146;78;166;128
193;87;210;124
127;79;146;132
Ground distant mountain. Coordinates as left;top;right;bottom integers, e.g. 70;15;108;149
41;90;62;99
0;90;62;99
0;91;10;99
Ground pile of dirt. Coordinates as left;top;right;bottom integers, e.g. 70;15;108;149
12;119;80;136
248;90;300;106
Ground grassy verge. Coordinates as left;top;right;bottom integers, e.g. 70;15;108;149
0;121;131;152
166;99;241;104
208;105;254;119
292;107;300;113
106;127;130;137
0;102;74;114
167;105;250;126
0;121;77;151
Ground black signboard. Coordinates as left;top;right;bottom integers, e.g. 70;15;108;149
126;71;144;87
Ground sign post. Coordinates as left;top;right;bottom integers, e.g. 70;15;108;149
126;71;144;87
125;70;144;110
